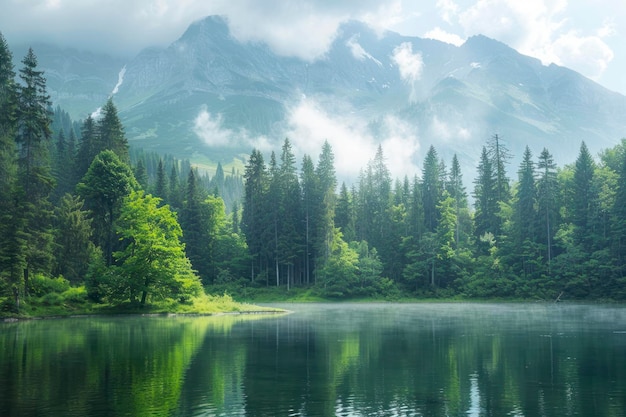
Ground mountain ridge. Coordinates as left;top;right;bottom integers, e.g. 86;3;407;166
11;15;626;179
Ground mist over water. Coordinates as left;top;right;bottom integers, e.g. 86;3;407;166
1;303;625;416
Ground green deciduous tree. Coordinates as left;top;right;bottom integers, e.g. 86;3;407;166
113;191;202;306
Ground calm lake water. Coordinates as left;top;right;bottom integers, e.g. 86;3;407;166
1;303;625;416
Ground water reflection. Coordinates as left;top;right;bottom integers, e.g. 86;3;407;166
1;304;626;416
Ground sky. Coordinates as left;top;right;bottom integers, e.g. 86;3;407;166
1;0;624;95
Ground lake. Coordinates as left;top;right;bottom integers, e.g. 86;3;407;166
1;303;625;416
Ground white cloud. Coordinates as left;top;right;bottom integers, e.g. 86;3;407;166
193;105;271;151
346;34;382;66
283;98;420;180
422;27;465;46
552;31;614;79
451;0;615;82
391;42;424;103
436;0;460;24
430;116;471;142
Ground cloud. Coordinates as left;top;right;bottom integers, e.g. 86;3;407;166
346;35;383;66
391;42;424;103
436;0;460;24
552;31;614;79
0;0;407;60
284;98;420;181
422;27;465;46
430;116;471;142
193;106;271;151
449;0;615;81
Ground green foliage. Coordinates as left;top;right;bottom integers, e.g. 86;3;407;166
111;190;203;305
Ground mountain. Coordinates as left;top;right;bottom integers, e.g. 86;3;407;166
13;16;626;177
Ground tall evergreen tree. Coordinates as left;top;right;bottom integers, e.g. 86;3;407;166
54;194;94;284
447;154;470;252
0;32;20;302
155;158;168;201
277;138;302;288
474;146;498;246
335;182;356;243
134;158;149;190
488;133;511;204
77;150;137;265
97;98;128;162
515;146;537;245
241;149;268;282
15;48;56;291
511;146;538;278
180;168;212;283
571;142;596;251
74;115;98;182
300;154;317;285
422;145;442;233
612;145;626;277
315;141;337;271
536;148;558;271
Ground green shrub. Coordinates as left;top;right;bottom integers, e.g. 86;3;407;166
61;286;88;303
40;292;63;306
28;274;70;297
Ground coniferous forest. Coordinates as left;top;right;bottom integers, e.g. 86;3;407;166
2;38;626;316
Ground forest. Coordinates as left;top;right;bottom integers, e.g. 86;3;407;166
2;37;626;316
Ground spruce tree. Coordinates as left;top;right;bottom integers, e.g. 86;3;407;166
241;149;268;282
16;48;56;290
537;148;558;271
74;115;98;182
422;145;442;233
474;146;498;246
155;158;168;201
0;32;20;301
97;98;128;162
572;142;596;251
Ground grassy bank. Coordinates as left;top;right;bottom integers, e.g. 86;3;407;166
1;290;282;320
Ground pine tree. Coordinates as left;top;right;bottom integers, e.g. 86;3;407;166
571;142;596;251
447;154;469;253
515;146;537;245
277;138;302;288
537;148;558;271
422;145;441;233
74;115;98;182
315;141;337;273
300;154;317;285
241;149;268;282
180;168;213;283
612;145;626;277
155;159;168;201
335;182;356;243
0;32;20;303
97;98;128;162
168;163;183;211
134;158;148;190
77;150;137;265
488;133;511;204
474;146;498;246
54;194;94;284
511;146;538;278
16;48;56;291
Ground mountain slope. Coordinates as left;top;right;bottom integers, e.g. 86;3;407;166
14;16;626;177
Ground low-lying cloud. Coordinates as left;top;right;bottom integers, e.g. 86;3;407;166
193;105;272;151
391;42;424;103
284;98;421;181
194;97;423;182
